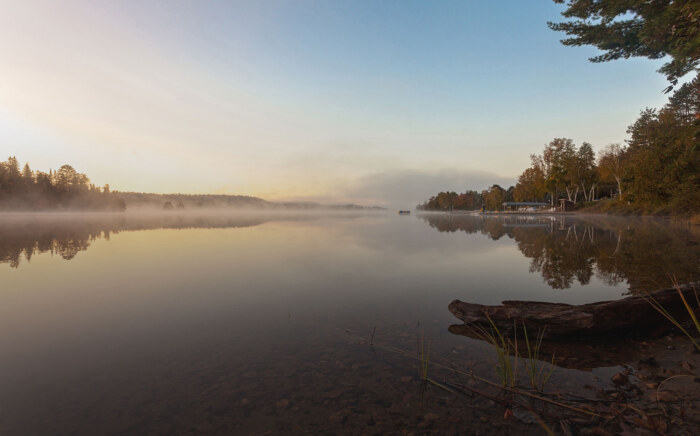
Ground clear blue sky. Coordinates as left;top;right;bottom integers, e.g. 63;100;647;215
0;0;672;206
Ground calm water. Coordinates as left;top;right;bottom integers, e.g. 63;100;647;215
1;212;698;434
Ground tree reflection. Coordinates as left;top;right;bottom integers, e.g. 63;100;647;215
419;214;699;293
0;216;124;267
0;212;371;268
0;213;291;268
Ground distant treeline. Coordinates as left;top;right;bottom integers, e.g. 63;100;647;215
0;161;385;212
419;77;699;214
120;192;269;209
0;158;126;211
120;192;384;211
417;189;509;212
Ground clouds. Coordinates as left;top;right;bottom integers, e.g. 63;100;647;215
339;169;515;208
0;1;669;201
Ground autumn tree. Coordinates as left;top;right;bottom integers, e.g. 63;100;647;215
575;142;598;201
514;157;547;202
597;144;627;199
417;189;483;211
538;138;578;205
482;184;507;210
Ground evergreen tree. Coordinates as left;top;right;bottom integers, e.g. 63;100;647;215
549;0;700;89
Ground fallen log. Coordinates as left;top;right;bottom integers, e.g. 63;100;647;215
448;285;699;340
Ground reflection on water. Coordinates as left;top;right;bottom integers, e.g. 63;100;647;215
3;213;698;296
419;213;699;293
0;212;355;268
0;212;698;434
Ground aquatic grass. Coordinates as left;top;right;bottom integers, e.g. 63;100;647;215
643;281;700;352
468;316;519;388
414;330;454;393
418;330;431;382
469;317;555;391
522;324;556;392
344;328;606;420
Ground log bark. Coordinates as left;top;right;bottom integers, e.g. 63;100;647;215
448;286;699;339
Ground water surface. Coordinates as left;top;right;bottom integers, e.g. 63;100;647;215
1;212;697;434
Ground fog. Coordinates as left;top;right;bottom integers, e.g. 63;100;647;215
340;168;516;208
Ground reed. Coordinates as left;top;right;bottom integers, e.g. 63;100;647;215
469;316;555;391
644;281;700;352
469;316;519;387
418;330;431;381
522;324;556;392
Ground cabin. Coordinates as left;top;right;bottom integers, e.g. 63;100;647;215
558;199;575;212
501;202;549;212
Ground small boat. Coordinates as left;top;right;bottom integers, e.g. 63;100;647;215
398;210;411;215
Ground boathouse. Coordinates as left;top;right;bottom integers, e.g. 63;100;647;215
558;199;575;212
501;202;549;212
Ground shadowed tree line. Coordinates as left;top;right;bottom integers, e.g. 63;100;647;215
511;77;698;214
418;77;699;214
0;157;126;211
420;214;699;293
417;186;516;212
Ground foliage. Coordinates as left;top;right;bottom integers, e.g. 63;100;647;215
482;184;507;211
418;185;515;212
548;0;700;89
0;157;126;211
691;214;700;226
575;142;598;202
514;157;547;202
419;76;699;215
515;138;599;206
417;189;484;211
597;143;627;200
622;77;700;213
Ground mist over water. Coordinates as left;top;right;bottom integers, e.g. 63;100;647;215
0;212;697;434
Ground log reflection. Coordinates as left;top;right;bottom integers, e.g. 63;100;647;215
448;323;648;371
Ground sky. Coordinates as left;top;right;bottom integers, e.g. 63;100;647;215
0;0;673;207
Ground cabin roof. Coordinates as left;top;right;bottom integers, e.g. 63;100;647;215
502;202;548;207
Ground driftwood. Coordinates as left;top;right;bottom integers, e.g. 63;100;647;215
449;286;699;340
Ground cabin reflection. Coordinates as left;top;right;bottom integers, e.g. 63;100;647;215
419;213;699;294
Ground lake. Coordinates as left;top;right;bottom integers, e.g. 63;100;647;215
1;212;698;434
